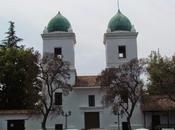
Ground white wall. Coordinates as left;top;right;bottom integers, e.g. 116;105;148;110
104;31;138;68
42;31;76;86
0;87;144;130
42;32;76;70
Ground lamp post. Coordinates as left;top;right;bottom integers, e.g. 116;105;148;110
62;111;71;129
117;111;120;130
114;110;121;130
113;106;123;130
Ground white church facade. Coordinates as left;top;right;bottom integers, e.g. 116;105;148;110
0;10;148;130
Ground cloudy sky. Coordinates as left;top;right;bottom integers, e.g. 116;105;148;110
0;0;175;75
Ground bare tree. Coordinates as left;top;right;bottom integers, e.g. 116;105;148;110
99;59;145;130
37;55;72;130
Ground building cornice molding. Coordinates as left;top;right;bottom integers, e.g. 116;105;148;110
41;32;76;44
103;31;138;44
79;106;104;111
0;110;40;115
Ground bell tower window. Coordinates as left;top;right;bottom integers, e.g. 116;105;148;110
54;48;62;58
118;46;126;58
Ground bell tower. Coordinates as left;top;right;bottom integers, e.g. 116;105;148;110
41;12;76;85
104;10;138;68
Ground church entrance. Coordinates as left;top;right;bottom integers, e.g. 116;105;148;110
84;112;100;129
7;120;25;130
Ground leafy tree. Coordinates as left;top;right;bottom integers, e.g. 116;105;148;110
147;51;175;102
37;55;72;130
0;22;40;109
99;59;145;130
1;21;23;48
0;47;40;109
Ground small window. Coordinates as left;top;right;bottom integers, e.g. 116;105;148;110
54;48;62;58
88;95;95;107
55;93;62;105
55;124;63;130
118;46;126;58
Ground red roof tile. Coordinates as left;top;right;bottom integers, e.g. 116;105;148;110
75;75;100;87
141;95;175;112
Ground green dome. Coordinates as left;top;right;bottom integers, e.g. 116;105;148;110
108;10;132;32
47;12;71;32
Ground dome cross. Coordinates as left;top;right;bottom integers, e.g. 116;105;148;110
117;0;120;11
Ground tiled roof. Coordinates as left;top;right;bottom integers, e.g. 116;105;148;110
141;95;175;112
75;75;100;87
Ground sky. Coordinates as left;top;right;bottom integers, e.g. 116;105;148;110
0;0;175;75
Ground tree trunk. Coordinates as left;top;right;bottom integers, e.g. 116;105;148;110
127;117;132;130
42;112;49;130
126;102;136;130
42;121;46;130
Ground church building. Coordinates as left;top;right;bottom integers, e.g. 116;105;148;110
40;9;142;130
2;8;173;130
